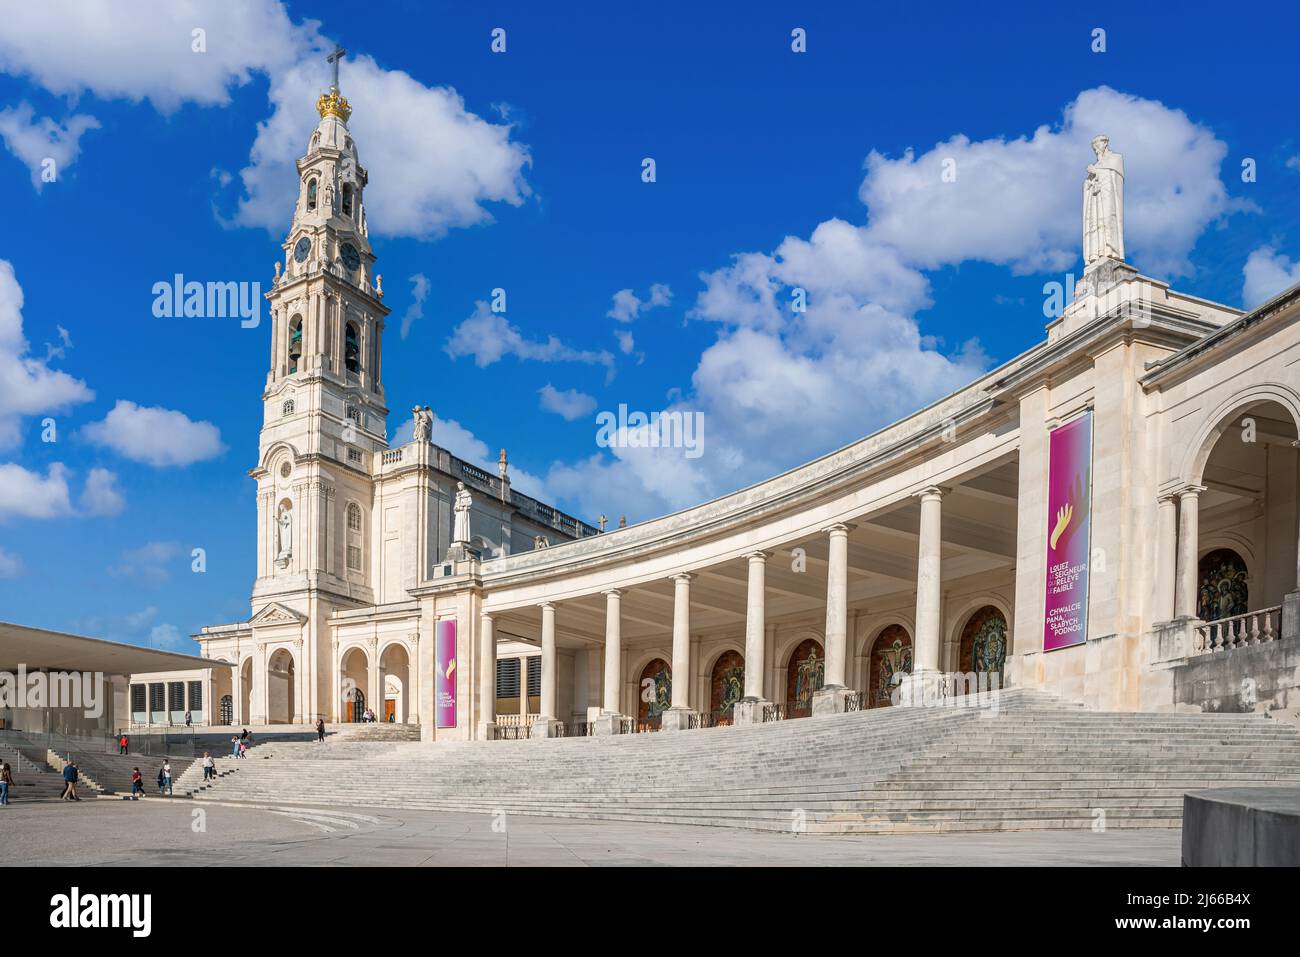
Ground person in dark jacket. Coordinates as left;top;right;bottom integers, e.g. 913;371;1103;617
0;762;13;805
60;762;79;801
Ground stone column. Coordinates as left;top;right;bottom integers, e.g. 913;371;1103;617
594;590;626;734
1283;441;1300;640
478;614;496;740
1152;494;1178;623
735;552;771;725
531;602;562;738
814;524;857;715
902;487;945;706
1173;486;1205;619
518;655;529;721
662;573;698;731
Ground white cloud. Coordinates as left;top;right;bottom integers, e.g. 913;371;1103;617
0;462;73;519
0;546;22;577
149;623;187;650
111;541;182;584
0;260;93;448
0;0;305;112
858;86;1238;278
81;467;124;516
445;301;615;380
1287;156;1300;172
614;329;635;355
0;103;100;189
607;284;672;323
538;384;597;421
0;2;530;240
400;273;430;339
82;400;225;467
1243;246;1300;308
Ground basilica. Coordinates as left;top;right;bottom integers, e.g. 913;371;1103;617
131;69;1300;741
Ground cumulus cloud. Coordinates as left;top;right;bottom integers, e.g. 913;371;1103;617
1243;246;1300;309
538;384;597;421
0;103;100;189
400;273;430;339
82;400;225;467
80;467;124;516
110;541;183;584
0;546;22;577
445;301;615;380
858;86;1239;279
0;1;530;240
0;260;93;448
149;623;186;649
607;283;672;322
545;87;1233;522
0;462;73;519
391;410;547;502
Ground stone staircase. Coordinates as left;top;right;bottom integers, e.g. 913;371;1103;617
187;690;1300;833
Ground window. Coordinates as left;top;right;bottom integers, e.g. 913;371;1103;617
347;447;362;464
306;178;317;211
342;183;353;217
131;684;146;713
496;658;521;697
188;681;203;711
346;406;363;427
344;322;361;374
169;681;185;712
288;316;303;373
282;399;295;416
526;656;541;697
149;683;165;713
347;502;362;531
347;544;362;571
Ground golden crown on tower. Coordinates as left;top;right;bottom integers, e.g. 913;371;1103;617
316;89;352;122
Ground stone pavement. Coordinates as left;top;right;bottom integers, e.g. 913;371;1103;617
2;798;1181;866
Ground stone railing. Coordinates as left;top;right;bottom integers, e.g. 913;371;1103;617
1192;606;1282;656
381;448;403;465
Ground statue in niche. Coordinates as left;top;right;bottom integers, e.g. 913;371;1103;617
452;482;472;545
276;503;293;562
1083;134;1125;268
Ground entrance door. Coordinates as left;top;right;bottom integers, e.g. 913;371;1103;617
345;700;354;723
384;699;396;722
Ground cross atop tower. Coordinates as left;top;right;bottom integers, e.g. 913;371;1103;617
326;45;346;92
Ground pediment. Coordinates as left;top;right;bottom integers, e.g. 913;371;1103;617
250;601;307;626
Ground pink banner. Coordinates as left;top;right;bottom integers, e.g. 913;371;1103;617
1043;413;1093;651
435;619;457;728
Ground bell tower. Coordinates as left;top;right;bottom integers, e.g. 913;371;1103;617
253;45;389;608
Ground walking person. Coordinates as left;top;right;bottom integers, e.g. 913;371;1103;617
131;767;143;797
202;752;215;782
0;761;13;805
184;711;192;729
61;762;79;801
316;717;326;743
162;760;173;796
231;734;240;758
238;739;247;759
119;732;129;755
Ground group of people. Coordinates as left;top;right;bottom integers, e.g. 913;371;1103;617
127;761;174;797
230;728;253;758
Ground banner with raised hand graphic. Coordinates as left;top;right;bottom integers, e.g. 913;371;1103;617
436;619;458;728
1043;413;1093;651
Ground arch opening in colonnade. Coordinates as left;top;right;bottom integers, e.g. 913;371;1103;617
785;638;824;718
380;642;411;723
708;650;745;725
866;624;912;709
637;658;671;729
957;605;1008;689
265;648;296;724
340;646;370;722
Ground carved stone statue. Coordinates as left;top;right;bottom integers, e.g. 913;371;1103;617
375;274;383;298
1083;134;1124;269
274;261;282;285
452;481;472;545
276;503;293;561
412;405;432;443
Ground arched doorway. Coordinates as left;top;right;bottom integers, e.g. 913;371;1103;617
867;625;912;708
708;650;745;724
379;643;411;724
211;659;232;724
959;606;1008;688
785;638;824;718
1192;398;1298;626
637;658;671;729
219;695;233;725
266;648;296;724
239;658;253;724
340;646;370;722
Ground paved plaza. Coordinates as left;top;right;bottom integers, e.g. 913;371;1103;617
6;798;1181;866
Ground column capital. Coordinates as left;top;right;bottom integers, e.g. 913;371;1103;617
602;588;622;599
480;612;494;622
744;550;772;562
1177;484;1207;500
914;485;948;501
538;600;556;611
823;522;856;536
669;572;694;584
1156;492;1180;505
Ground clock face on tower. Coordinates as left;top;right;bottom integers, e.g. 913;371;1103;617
340;242;361;272
293;237;311;263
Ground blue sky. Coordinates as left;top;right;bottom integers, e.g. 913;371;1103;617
1;0;1298;652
